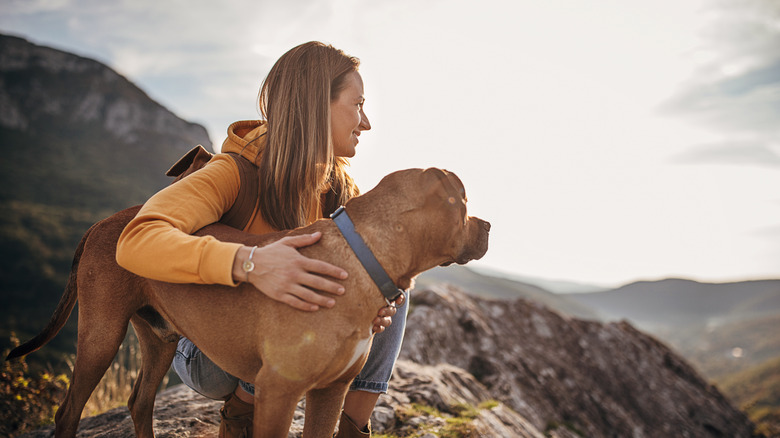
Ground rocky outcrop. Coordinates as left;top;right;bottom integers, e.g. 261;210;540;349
400;285;755;437
19;360;542;438
19;285;755;437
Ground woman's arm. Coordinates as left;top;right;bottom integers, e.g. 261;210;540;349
116;154;354;311
117;155;246;285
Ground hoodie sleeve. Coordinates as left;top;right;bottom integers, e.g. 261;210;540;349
116;154;244;286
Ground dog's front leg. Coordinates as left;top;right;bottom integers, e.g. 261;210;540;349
302;383;351;438
252;368;307;438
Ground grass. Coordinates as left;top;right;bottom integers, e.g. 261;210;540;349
1;328;170;437
375;399;502;438
1;333;69;437
717;356;780;437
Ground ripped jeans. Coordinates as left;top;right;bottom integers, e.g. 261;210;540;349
172;295;408;399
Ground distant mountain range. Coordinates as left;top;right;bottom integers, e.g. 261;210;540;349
415;265;600;319
562;277;780;329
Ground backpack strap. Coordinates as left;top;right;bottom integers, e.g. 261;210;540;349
220;152;259;230
166;145;259;231
166;145;214;183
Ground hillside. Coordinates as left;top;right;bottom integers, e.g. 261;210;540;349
560;278;780;375
415;265;599;320
719;356;780;438
562;278;780;330
563;277;780;434
0;33;211;363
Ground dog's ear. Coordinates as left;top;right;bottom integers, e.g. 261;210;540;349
422;168;466;205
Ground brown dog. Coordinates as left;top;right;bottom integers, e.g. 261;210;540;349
8;167;490;438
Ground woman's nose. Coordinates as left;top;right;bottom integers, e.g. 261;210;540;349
360;109;371;131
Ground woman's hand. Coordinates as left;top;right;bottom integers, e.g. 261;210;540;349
232;233;405;330
232;232;347;311
372;293;405;333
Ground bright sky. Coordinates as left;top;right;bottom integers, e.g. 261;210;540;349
2;0;779;287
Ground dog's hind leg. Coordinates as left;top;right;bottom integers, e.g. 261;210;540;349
302;382;351;438
54;316;129;438
127;314;178;438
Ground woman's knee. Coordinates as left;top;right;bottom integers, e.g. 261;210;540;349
173;337;238;400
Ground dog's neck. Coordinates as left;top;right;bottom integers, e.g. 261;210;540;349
341;199;445;292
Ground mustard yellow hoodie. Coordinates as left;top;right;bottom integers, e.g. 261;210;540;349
116;120;323;286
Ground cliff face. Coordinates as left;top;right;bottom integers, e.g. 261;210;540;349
0;34;209;152
400;286;755;437
19;286;755;437
0;33;211;212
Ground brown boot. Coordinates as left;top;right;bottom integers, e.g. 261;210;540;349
218;392;254;438
335;411;371;437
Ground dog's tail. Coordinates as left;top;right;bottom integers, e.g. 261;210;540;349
6;221;98;361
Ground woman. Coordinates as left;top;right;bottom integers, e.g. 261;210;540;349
116;41;406;438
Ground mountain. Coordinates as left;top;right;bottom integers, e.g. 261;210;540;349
401;285;754;437
562;278;780;331
414;265;600;320
0;33;211;363
562;277;780;434
469;265;611;294
560;278;780;376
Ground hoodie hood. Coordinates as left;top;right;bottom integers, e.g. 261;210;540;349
221;120;268;164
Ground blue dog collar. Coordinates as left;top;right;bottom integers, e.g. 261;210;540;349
330;206;404;304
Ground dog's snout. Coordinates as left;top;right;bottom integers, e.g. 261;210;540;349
473;217;490;232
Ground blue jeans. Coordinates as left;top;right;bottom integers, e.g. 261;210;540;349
172;294;409;399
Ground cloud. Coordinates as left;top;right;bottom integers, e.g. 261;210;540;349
661;60;780;135
3;0;70;15
672;140;780;167
659;0;780;168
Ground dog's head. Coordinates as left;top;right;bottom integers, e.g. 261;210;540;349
418;167;490;266
357;167;490;270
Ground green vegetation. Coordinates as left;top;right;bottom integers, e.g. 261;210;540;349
2;329;174;436
374;400;502;438
1;334;69;437
544;420;585;437
717;356;780;437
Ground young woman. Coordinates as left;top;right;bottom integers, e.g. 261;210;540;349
116;41;406;438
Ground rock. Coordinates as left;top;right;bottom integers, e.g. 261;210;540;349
17;385;222;438
20;361;541;438
400;285;756;437
379;360;545;437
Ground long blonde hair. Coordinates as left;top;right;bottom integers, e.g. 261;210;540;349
257;41;360;230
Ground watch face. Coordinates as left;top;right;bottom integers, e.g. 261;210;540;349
242;260;255;273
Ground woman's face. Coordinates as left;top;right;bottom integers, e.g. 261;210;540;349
331;71;371;158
